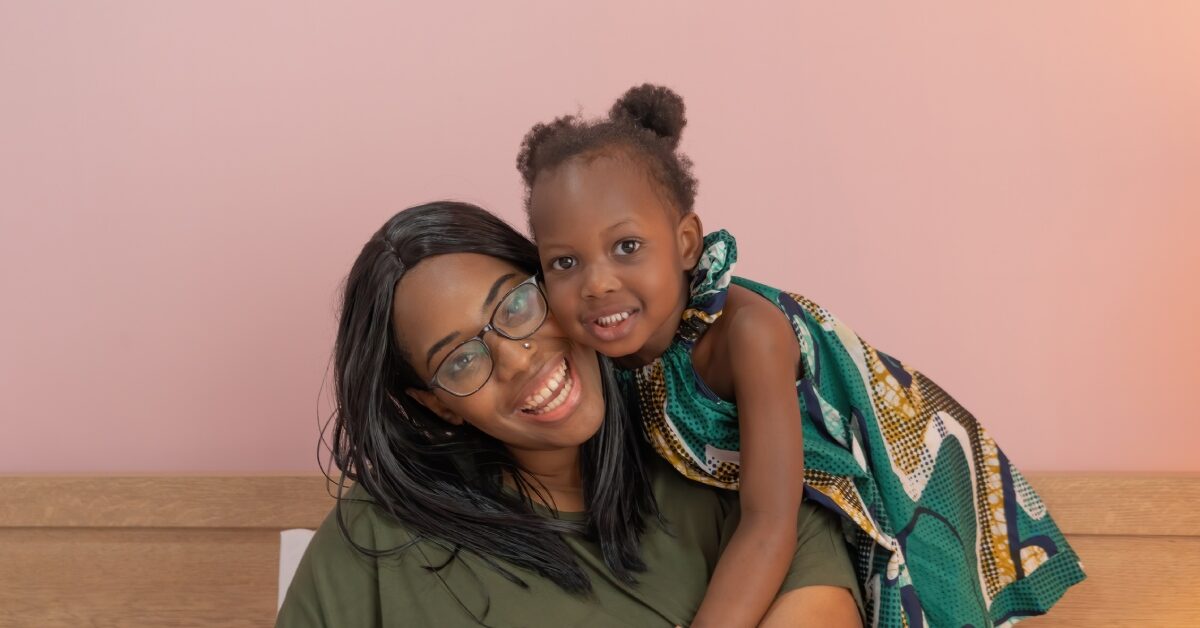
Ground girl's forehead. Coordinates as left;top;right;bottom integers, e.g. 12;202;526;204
531;153;675;232
561;148;654;193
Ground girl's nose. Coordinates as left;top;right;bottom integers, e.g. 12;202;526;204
581;262;620;298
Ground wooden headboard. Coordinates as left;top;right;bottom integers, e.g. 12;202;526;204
2;473;1197;626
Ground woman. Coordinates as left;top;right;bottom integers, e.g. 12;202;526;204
277;201;862;627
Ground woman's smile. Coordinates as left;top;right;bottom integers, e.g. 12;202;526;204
515;352;583;422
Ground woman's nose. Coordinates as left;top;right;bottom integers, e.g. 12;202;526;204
488;334;535;383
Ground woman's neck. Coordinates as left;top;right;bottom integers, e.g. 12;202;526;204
508;445;585;512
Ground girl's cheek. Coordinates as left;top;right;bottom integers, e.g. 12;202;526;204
546;282;577;315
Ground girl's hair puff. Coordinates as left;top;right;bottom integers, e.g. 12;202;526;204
517;84;699;221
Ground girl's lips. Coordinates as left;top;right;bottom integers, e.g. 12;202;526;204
585;310;639;343
518;354;583;423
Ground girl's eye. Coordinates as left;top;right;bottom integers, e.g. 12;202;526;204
614;239;641;256
550;256;576;271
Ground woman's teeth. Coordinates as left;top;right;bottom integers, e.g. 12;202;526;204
522;360;572;414
596;311;632;328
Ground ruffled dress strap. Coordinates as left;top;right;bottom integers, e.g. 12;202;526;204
676;230;737;348
616;230;744;490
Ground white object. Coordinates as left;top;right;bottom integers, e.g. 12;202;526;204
278;528;317;611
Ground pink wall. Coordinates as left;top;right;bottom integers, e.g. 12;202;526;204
2;3;1197;472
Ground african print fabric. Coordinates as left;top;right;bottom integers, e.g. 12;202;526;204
616;231;1084;627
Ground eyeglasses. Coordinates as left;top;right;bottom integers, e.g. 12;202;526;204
427;275;548;397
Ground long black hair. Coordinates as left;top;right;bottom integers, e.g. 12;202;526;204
327;200;659;595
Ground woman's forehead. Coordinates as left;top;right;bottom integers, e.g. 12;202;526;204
391;253;523;349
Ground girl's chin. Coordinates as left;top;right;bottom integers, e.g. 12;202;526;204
578;330;639;358
599;338;654;365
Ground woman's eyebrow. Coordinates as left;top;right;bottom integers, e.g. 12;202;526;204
424;272;519;369
425;331;460;369
482;273;518;313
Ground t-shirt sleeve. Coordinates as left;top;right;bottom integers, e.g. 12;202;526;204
779;502;864;612
276;507;382;628
715;492;863;612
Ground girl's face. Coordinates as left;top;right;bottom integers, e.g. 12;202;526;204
393;253;605;456
529;149;703;364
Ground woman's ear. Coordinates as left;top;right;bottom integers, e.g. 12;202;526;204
406;388;465;426
676;211;704;270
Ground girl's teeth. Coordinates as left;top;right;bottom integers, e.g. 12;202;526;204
597;311;631;327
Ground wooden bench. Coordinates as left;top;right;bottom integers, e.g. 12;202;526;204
2;473;1197;626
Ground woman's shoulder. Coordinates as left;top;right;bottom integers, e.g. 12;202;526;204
300;484;410;557
275;484;426;627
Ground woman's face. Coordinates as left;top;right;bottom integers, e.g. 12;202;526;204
393;252;605;456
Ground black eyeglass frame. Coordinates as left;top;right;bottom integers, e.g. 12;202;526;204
426;275;547;397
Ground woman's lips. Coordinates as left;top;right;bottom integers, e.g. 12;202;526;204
517;354;582;423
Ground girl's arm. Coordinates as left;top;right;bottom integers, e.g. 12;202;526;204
691;299;805;628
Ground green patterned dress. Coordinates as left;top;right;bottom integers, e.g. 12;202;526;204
616;231;1084;627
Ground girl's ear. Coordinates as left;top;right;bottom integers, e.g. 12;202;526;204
676;211;704;270
406;388;465;426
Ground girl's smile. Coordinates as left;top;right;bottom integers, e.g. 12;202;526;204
529;148;703;366
583;305;642;343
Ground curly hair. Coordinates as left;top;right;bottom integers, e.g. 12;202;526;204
516;84;699;220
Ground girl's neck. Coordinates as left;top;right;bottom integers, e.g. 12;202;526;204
613;272;689;369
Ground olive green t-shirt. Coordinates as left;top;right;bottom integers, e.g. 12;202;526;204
278;457;860;627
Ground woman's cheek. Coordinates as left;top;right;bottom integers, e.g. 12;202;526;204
449;393;492;429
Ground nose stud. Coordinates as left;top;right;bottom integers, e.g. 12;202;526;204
522;342;531;350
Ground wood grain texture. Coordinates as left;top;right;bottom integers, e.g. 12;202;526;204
1;472;1196;627
6;472;1195;533
1021;535;1200;627
1024;473;1200;537
0;527;278;628
0;475;335;528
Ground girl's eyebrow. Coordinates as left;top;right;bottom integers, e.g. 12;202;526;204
536;219;637;252
602;219;636;233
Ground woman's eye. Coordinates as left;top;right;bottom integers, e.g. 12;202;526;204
449;352;479;374
504;292;528;319
614;239;641;255
550;256;576;271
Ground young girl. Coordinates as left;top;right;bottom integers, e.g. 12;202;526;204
516;84;1085;628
